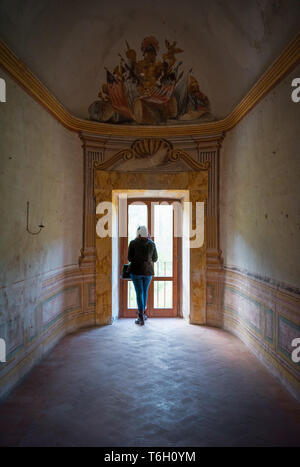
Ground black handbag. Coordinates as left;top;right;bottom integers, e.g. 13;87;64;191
120;263;131;280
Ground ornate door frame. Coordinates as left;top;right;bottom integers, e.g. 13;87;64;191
78;133;225;325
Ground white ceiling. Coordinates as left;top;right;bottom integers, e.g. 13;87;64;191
0;0;299;120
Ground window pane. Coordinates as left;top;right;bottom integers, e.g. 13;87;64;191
154;204;173;277
128;203;148;245
128;281;137;309
154;281;172;308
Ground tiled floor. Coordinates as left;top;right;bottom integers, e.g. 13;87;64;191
0;318;299;447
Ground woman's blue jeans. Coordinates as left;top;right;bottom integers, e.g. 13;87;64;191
130;274;152;312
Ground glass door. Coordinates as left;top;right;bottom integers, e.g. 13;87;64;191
120;199;180;318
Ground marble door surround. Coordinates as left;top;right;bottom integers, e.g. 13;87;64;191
78;133;224;325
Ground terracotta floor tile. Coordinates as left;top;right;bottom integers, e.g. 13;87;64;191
0;318;299;447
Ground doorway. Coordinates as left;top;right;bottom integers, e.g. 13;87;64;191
95;171;207;326
120;198;181;318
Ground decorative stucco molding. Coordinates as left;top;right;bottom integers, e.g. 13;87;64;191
79;134;223;269
93;138;210;171
0;33;299;137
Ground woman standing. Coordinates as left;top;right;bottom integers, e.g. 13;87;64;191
128;225;158;325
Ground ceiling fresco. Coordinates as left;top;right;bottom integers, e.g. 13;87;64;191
88;36;214;125
0;0;299;125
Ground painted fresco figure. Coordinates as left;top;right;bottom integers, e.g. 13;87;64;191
125;36;179;124
179;75;211;121
88;36;212;125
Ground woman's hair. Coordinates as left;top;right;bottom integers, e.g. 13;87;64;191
136;225;149;238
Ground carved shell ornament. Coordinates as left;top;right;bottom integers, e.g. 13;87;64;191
132;138;172;158
88;36;214;126
94;138;210;171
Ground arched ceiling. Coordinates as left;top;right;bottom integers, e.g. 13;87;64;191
0;0;299;122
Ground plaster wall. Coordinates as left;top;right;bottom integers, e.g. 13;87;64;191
0;70;85;398
221;64;300;290
219;65;300;399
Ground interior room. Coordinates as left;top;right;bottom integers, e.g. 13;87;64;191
0;0;299;448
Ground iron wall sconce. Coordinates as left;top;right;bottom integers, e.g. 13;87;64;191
26;201;45;235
